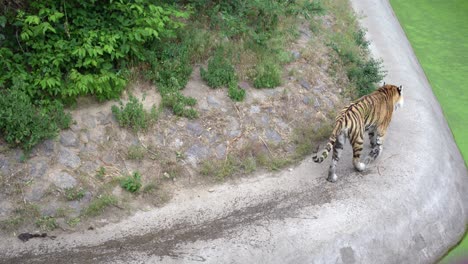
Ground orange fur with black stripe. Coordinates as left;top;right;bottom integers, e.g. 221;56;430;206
313;83;404;182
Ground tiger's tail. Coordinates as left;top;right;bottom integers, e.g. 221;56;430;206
312;121;344;163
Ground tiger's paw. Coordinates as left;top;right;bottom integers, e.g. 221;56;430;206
354;162;366;172
364;156;374;165
327;173;338;183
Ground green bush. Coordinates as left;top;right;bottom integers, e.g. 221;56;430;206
0;0;188;100
253;62;282;88
0;90;71;151
111;95;158;132
348;58;385;96
120;171;142;193
228;83;246;101
145;42;198;118
201;48;237;89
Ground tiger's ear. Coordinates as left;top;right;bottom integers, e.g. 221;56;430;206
383;82;386;86
397;85;402;94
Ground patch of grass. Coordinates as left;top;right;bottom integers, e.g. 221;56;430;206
55;207;72;218
111;95;158;132
293;122;333;159
127;145;146;160
35;216;58;231
64;187;86;201
66;217;81;227
120;171;142;193
142;182;158;194
200;142;293;180
96;166;106;181
81;195;118;218
201;47;237;89
253;61;282;88
0;203;40;231
321;0;385;98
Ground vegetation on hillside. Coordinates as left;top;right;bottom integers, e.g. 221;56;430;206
0;0;384;151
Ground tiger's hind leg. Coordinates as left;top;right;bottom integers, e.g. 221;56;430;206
351;130;366;172
327;133;345;182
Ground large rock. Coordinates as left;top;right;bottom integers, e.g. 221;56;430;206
60;131;79;147
50;171;77;189
58;147;81;169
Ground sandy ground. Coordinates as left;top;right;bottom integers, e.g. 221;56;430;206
1;0;467;263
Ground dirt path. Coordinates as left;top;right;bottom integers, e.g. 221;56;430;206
1;0;467;263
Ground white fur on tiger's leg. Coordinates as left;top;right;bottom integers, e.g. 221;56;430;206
327;133;344;182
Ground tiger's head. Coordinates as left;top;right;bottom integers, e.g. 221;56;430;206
381;82;404;111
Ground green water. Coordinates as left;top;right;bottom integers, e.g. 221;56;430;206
390;0;468;262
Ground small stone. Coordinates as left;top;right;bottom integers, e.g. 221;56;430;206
81;115;97;128
276;119;289;130
314;98;321;109
163;172;170;179
291;50;301;60
102;153;116;164
39;139;57;157
58;147;81;169
208;189;215;193
171;138;184;149
299;79;311;90
60;131;79;147
28;159;49;179
323;97;334;108
187;122;204;137
289;168;293;172
250;105;261;114
266;130;282;144
50;171;77;189
0;201;13;217
260;115;270;126
0;155;10;175
185;144;210;166
315;111;327;121
79;161;100;176
207;96;221;107
303;96;310;105
96;111;113;125
228;130;241;138
24;182;50;202
215;144;227;158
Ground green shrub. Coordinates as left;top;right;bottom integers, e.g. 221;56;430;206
120;171;142;193
0;89;71;151
253;62;281;88
0;1;188;100
200;48;237;89
228;83;246;101
111;95;158;132
348;58;385;96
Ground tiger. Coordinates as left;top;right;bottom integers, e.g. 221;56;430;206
313;83;404;182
